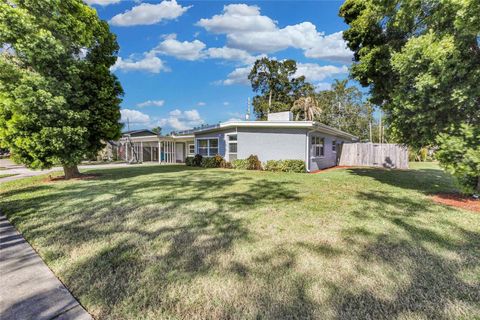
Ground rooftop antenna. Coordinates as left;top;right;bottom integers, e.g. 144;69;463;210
245;97;251;120
127;118;130;132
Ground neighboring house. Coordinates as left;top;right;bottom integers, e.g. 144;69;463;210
119;112;357;171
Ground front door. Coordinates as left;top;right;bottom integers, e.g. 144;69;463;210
175;143;184;163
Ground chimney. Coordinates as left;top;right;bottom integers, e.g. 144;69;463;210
267;111;293;121
245;97;251;120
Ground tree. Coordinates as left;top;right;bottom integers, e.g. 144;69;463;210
340;0;480;192
316;80;375;141
436;125;480;194
152;126;162;135
248;58;312;119
0;0;123;179
291;96;321;121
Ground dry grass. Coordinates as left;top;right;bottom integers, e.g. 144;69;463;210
0;162;479;319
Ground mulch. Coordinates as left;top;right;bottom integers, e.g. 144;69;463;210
43;173;101;183
431;193;480;212
310;166;352;174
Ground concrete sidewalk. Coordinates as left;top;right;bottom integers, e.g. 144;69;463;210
0;214;92;320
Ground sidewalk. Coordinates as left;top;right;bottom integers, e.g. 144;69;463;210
0;214;92;320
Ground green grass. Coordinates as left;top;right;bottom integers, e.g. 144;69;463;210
0;173;17;178
0;163;478;319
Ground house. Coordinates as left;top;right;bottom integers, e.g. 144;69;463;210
119;112;357;171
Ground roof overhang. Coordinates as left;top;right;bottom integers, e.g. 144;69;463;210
189;120;358;140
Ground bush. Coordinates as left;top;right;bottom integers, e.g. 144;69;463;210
220;159;232;169
200;154;225;168
192;154;203;167
201;157;217;168
246;155;262;170
185;156;194;166
436;124;480;194
264;160;306;173
232;159;249;170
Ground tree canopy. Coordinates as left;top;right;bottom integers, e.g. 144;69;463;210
0;0;123;178
340;0;480;192
316;80;376;142
248;58;313;119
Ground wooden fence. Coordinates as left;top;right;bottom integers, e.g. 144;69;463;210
338;143;409;169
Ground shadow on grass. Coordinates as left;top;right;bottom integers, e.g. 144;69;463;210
346;167;457;195
331;190;480;319
0;166;305;318
1;166;478;318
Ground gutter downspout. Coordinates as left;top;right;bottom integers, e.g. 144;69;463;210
305;129;316;172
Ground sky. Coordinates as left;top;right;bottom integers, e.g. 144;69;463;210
86;0;353;133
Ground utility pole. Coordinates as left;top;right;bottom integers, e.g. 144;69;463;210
379;111;382;144
369;121;372;142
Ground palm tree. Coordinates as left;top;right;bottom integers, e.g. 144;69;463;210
291;96;321;121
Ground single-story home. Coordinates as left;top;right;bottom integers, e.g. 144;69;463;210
118;111;357;172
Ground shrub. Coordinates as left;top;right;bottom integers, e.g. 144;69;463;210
220;159;232;169
232;159;249;170
246;155;262;170
192;154;203;167
436;124;480;194
264;160;306;173
185;156;194;166
232;155;263;170
200;154;225;168
201;157;217;168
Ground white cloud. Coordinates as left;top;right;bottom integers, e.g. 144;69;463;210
84;0;120;6
304;31;352;63
206;46;262;64
217;62;347;87
196;4;276;34
223;102;230;106
159;109;204;130
111;52;169;73
121;109;150;124
218;66;251;85
136;100;165;107
197;4;352;62
294;63;349;82
155;37;206;61
197;102;206;106
110;1;191;27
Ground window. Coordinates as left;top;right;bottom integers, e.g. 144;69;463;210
188;144;195;155
332;140;336;152
311;136;324;157
228;134;237;161
197;138;218;157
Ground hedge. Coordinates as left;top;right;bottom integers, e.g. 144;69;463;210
264;160;305;173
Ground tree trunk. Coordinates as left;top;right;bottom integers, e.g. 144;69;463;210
476;176;480;193
268;90;272;114
63;165;80;180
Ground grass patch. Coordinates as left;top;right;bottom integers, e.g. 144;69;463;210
0;173;17;178
0;163;479;319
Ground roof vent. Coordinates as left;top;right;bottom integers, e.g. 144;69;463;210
267;111;293;121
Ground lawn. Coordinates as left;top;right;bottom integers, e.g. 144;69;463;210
0;163;478;319
0;173;16;178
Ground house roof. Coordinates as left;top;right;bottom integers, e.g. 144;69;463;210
122;129;158;137
177;120;358;140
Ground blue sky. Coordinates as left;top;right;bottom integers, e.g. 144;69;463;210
87;0;352;132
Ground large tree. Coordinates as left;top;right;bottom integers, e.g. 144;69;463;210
0;0;123;179
316;80;375;141
248;58;312;119
340;0;480;192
